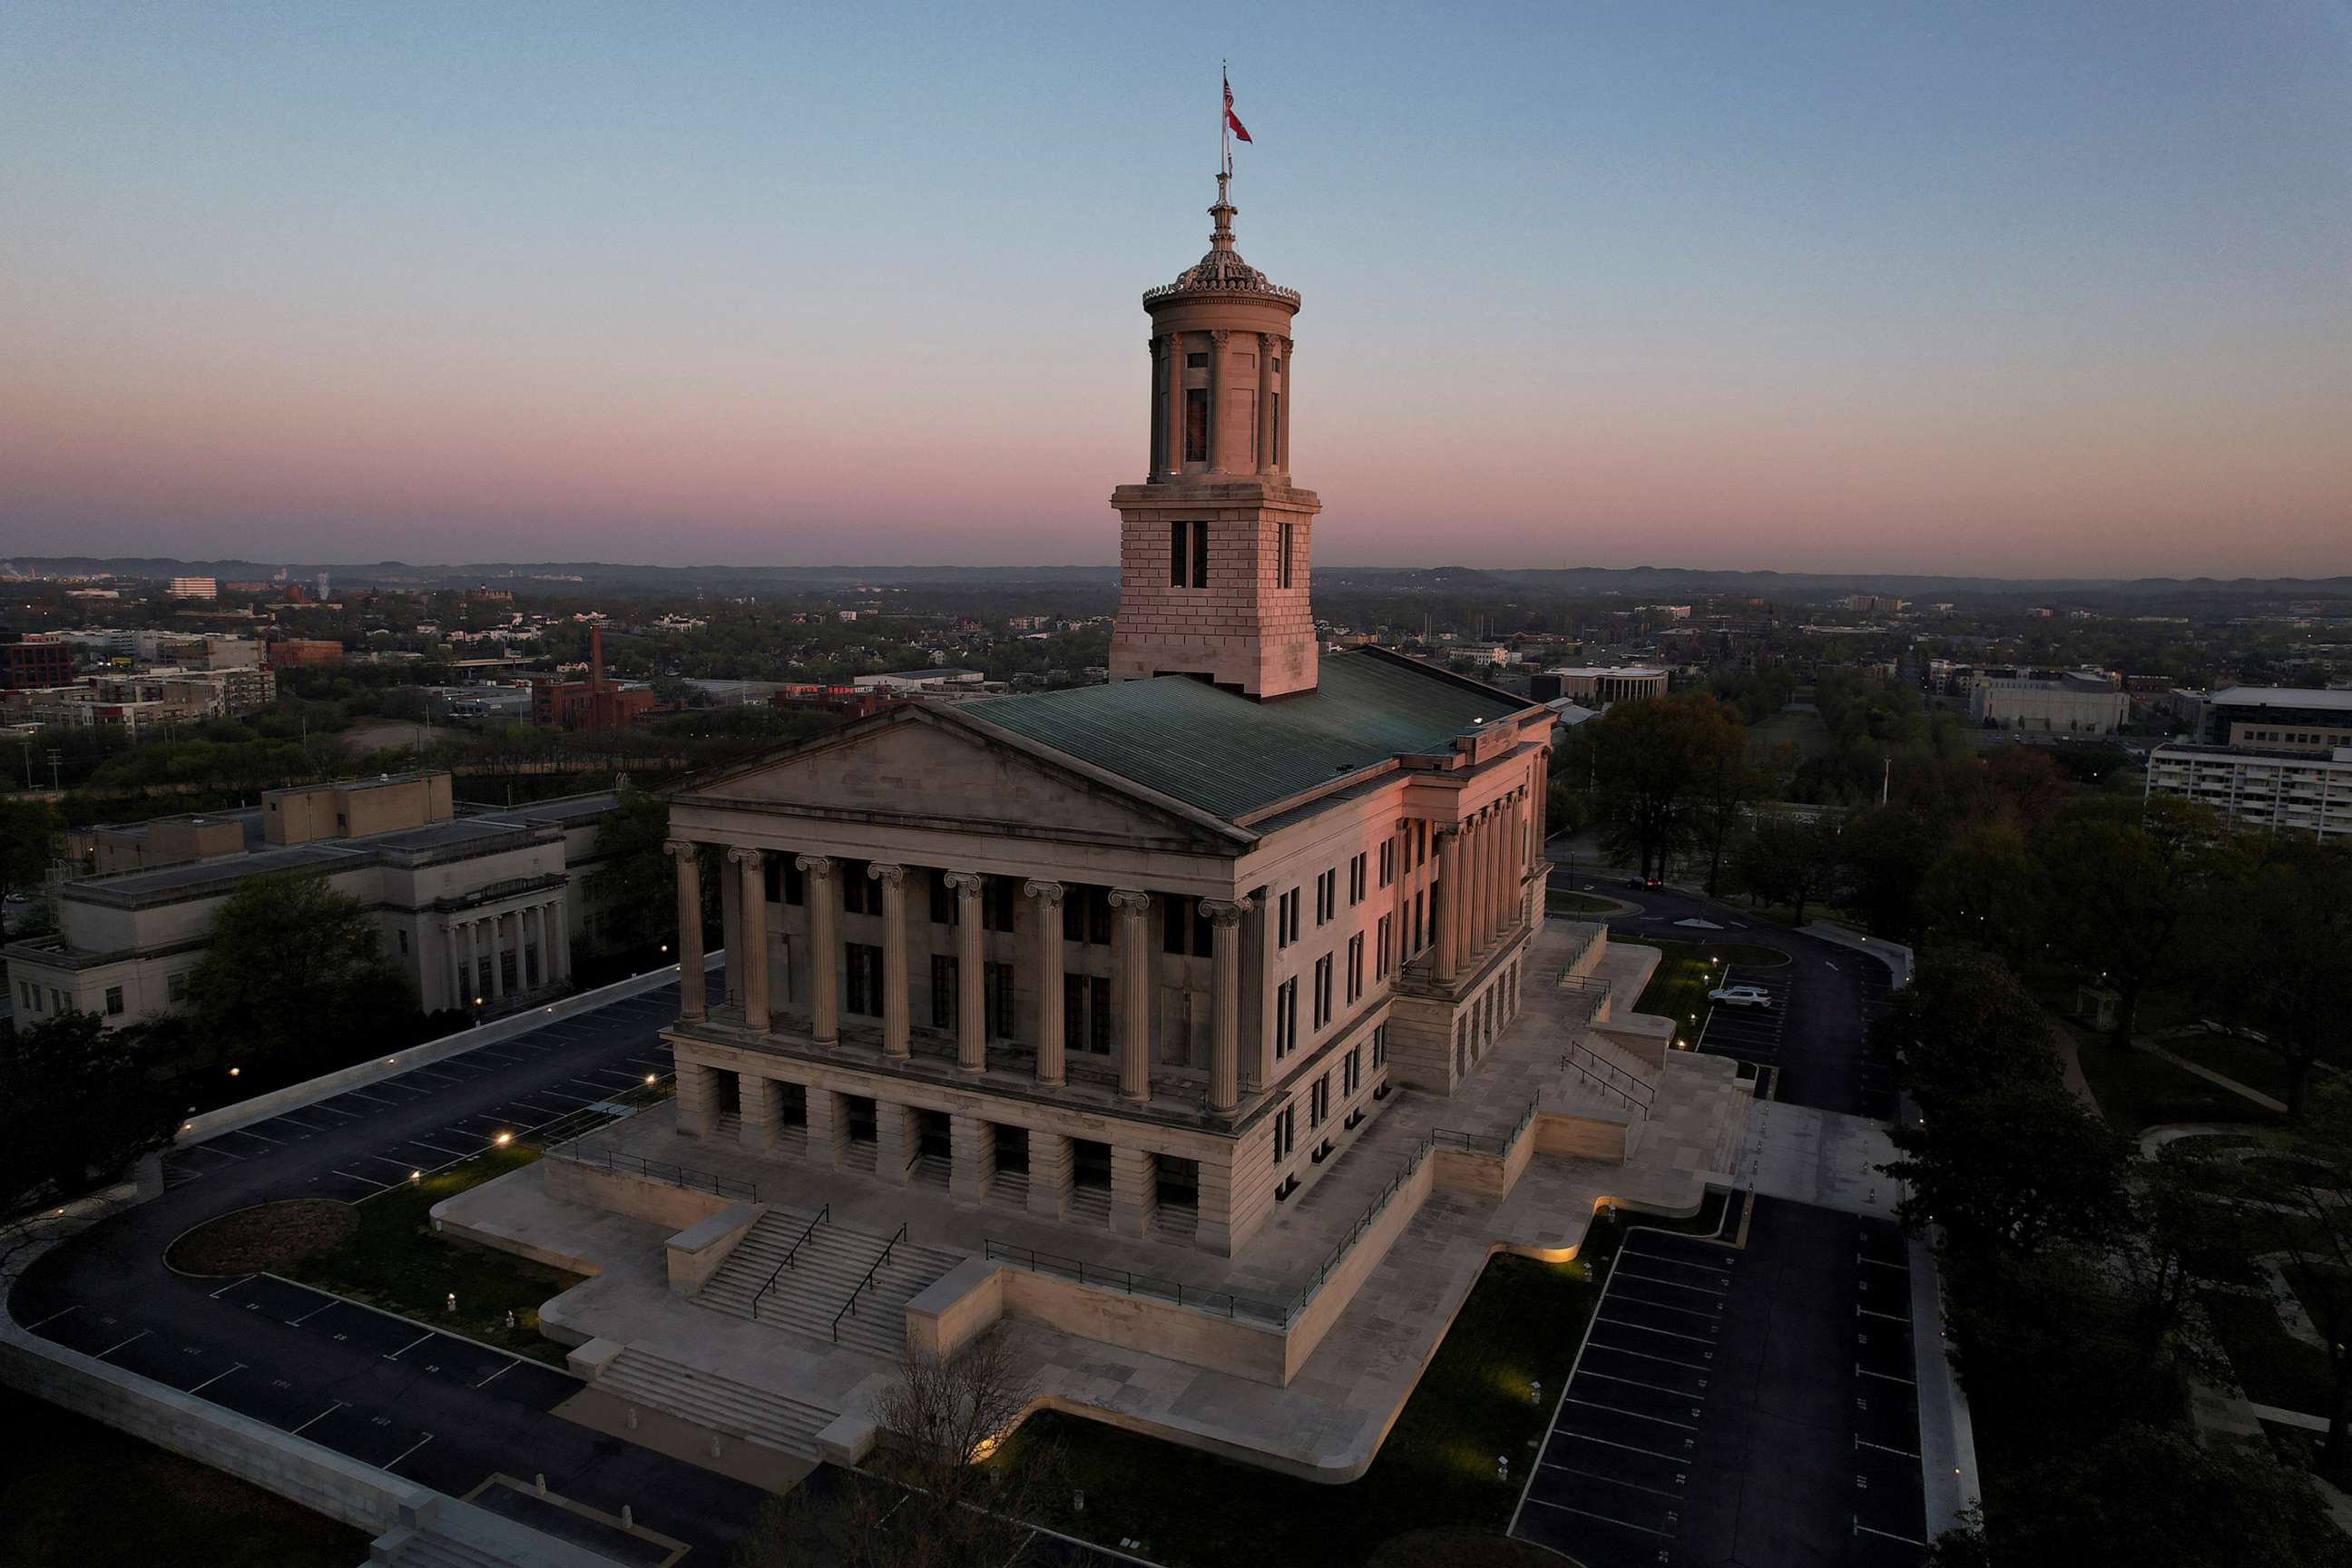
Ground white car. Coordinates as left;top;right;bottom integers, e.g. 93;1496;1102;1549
1708;985;1772;1011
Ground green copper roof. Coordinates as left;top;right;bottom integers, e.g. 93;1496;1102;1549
967;649;1524;823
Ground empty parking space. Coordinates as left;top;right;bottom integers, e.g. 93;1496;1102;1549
1516;1198;1926;1568
1697;965;1790;1068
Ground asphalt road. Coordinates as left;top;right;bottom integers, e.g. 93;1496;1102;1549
1550;867;1897;1119
8;975;782;1562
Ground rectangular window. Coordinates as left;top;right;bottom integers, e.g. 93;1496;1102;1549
1170;520;1188;587
1344;1047;1360;1094
1348;853;1367;905
1347;933;1364;1003
1271;391;1281;466
1373;1024;1387;1070
1184;387;1209;462
1192;518;1209;588
168;971;191;1002
104;985;124;1016
1377;839;1394;887
1414;891;1426;954
1277;888;1300;948
985;961;1015;1038
847;943;884;1016
1186;351;1209;369
1376;915;1393;980
1417;821;1428;867
931;954;957;1030
841;860;877;916
1316;868;1337;925
397;929;409;956
1273;1104;1295;1163
1313;954;1333;1028
1310;1073;1329;1128
1275;978;1298;1059
1279;522;1294;589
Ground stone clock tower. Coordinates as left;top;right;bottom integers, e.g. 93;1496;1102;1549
1109;174;1322;699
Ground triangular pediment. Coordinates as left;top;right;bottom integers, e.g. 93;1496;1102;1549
672;706;1248;848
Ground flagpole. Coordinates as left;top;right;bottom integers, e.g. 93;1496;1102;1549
1220;61;1230;185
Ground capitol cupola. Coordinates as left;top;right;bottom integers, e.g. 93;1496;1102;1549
1110;168;1323;700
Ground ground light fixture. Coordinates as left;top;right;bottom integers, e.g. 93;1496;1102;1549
494;1132;513;1145
409;1171;422;1182
646;1073;657;1084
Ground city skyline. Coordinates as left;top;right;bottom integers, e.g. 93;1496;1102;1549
3;3;2347;576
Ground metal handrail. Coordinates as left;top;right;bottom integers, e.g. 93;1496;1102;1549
751;1204;828;1321
830;1222;908;1340
1560;1037;1654;1114
981;1240;1285;1324
544;1142;759;1202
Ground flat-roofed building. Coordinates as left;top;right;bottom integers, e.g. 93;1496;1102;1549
1532;665;1667;708
1966;670;2129;733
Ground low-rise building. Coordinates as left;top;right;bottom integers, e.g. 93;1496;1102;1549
0;632;74;690
166;576;218;600
1965;670;2128;733
2145;743;2352;842
2199;686;2352;753
4;772;623;1029
1531;665;1668;709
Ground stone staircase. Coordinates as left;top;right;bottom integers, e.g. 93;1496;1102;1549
371;1532;513;1568
696;1209;965;1358
593;1345;835;1459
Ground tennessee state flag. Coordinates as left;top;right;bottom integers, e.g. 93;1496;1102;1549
1225;72;1252;142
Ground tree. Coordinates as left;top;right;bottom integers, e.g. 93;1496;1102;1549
186;869;414;1074
1877;948;2063;1113
1684;746;1779;898
0;1011;181;1220
586;784;712;956
2200;838;2352;1118
1837;802;1940;945
0;794;62;912
1885;1077;2132;1255
1730;810;1842;926
737;1334;1060;1568
2035;795;2228;1046
1918;822;2041;965
1584;692;1745;881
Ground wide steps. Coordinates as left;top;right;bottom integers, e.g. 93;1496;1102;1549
594;1346;833;1458
374;1532;509;1568
696;1210;963;1357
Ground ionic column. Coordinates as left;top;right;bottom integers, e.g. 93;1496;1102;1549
798;855;838;1044
1434;828;1462;984
1465;813;1488;956
944;872;987;1073
1162;333;1185;475
549;898;569;983
1256;332;1275;474
1025;880;1066;1087
467;919;486;1004
666;841;704;1020
1110;888;1152;1103
1277;337;1293;470
1477;807;1500;949
526;906;545;988
445;925;465;1010
1202;898;1245;1115
871;864;908;1058
729;848;768;1030
487;912;506;1001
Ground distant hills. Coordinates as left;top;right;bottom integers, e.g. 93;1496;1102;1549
5;557;2349;606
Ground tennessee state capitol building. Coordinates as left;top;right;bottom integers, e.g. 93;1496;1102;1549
657;172;1553;1257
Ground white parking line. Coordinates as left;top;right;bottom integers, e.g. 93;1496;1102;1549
1586;1342;1712;1374
224;1127;285;1145
1537;1458;1684;1498
1579;1368;1704;1400
359;1154;424;1171
95;1328;151;1359
1554;1430;1689;1465
290;1400;345;1435
187;1143;247;1161
322;1170;387;1191
289;1295;340;1324
407;1139;475;1157
209;1275;257;1298
385;1433;436;1470
1855;1436;1920;1459
383;1331;436;1360
23;1305;83;1329
528;1087;596;1103
1519;1494;1671;1534
187;1361;246;1394
1857;1365;1915;1385
1855;1519;1927;1545
1612;1268;1730;1296
1563;1396;1698;1431
1595;1316;1716;1346
338;1088;398;1107
475;1359;517;1388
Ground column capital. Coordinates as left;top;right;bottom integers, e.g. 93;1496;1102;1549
1022;878;1065;906
941;869;985;896
1200;897;1249;927
1435;824;1460;844
662;838;700;860
1108;887;1152;916
867;862;906;887
1259;330;1275;348
793;852;835;877
1211;327;1230;344
727;845;763;867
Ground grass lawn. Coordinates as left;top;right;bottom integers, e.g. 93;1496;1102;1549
987;1196;1729;1568
2065;1024;2280;1133
284;1144;583;1364
2165;1032;2295;1105
0;1387;370;1567
2207;1290;2334;1415
1544;890;1618;916
1628;939;1789;1052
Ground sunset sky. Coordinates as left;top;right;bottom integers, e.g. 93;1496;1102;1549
3;3;2347;575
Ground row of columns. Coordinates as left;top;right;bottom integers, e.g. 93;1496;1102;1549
1430;782;1539;985
442;897;567;1009
1151;331;1293;478
667;841;1250;1117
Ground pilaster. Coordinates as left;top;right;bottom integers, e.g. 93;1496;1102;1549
1110;1145;1157;1238
1028;1131;1074;1221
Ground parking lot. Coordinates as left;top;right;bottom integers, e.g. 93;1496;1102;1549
1513;1197;1927;1567
1695;964;1791;1073
162;994;681;1197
